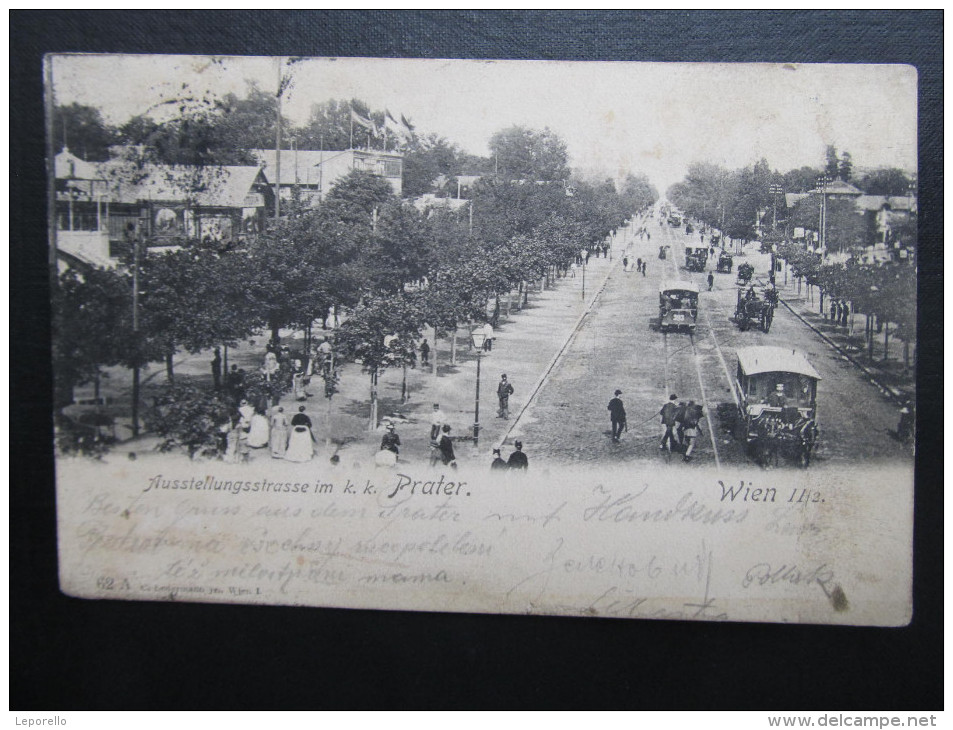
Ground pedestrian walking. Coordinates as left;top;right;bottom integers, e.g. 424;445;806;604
211;347;222;390
286;406;315;462
437;424;456;467
659;394;679;452
608;389;627;442
507;441;529;470
490;448;508;470
419;339;431;367
840;300;850;327
482;321;494;351
682;401;703;462
641;260;646;277
636;257;642;274
497;374;514;419
430;403;445;441
707;272;714;291
269;406;289;458
623;256;629;272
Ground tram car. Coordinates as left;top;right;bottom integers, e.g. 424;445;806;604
733;286;775;333
658;280;699;333
684;247;708;272
734;346;821;467
716;251;733;273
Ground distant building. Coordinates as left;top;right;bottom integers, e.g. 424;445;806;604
251;148;403;204
54;148;272;269
808;179;863;199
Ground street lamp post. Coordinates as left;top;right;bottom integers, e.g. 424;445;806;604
470;329;486;447
580;248;587;300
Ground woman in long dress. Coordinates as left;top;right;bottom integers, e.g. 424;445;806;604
269;406;289;458
285;406;314;463
246;407;270;449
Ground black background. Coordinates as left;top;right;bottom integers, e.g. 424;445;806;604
10;10;943;710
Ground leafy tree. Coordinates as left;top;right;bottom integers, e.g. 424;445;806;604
838;151;853;182
148;382;234;458
402;133;463;197
325;169;396;214
336;292;426;429
825;145;840;179
52;266;133;408
215;82;293;152
52;103;118;161
620;172;659;213
782;165;824;193
488;126;570;181
855;168;915;196
137;244;258;381
367;201;435;293
293;98;354;151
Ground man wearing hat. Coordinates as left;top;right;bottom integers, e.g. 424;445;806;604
507;441;529;470
608;389;627;442
497;374;514;419
380;422;401;455
659;394;679;452
767;383;787;408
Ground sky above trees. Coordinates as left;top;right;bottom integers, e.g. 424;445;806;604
50;55;917;191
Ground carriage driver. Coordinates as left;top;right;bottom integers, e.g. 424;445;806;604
766;383;787;408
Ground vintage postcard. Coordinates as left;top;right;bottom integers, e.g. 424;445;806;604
48;55;917;625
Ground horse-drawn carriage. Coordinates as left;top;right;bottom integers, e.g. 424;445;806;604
733;286;776;333
685;222;694;234
658;280;699;333
734;346;821;467
684;247;708;272
736;262;755;285
716;251;733;273
658;244;669;260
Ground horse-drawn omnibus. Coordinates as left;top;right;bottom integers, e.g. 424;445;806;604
685;247;708;272
658;280;699;333
734;346;821;467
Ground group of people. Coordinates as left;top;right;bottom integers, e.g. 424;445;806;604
607;390;705;462
490;441;529;470
222;403;316;464
829;298;851;328
622;256;647;276
658;394;704;462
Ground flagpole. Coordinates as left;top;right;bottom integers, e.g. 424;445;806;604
349;105;354;150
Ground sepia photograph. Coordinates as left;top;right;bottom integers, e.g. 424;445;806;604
46;53;918;627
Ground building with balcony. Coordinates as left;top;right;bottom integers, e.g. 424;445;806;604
54;148;273;269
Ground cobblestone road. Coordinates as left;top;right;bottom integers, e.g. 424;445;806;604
510;210;913;470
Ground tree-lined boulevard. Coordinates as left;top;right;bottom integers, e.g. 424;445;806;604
52;78;916;471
